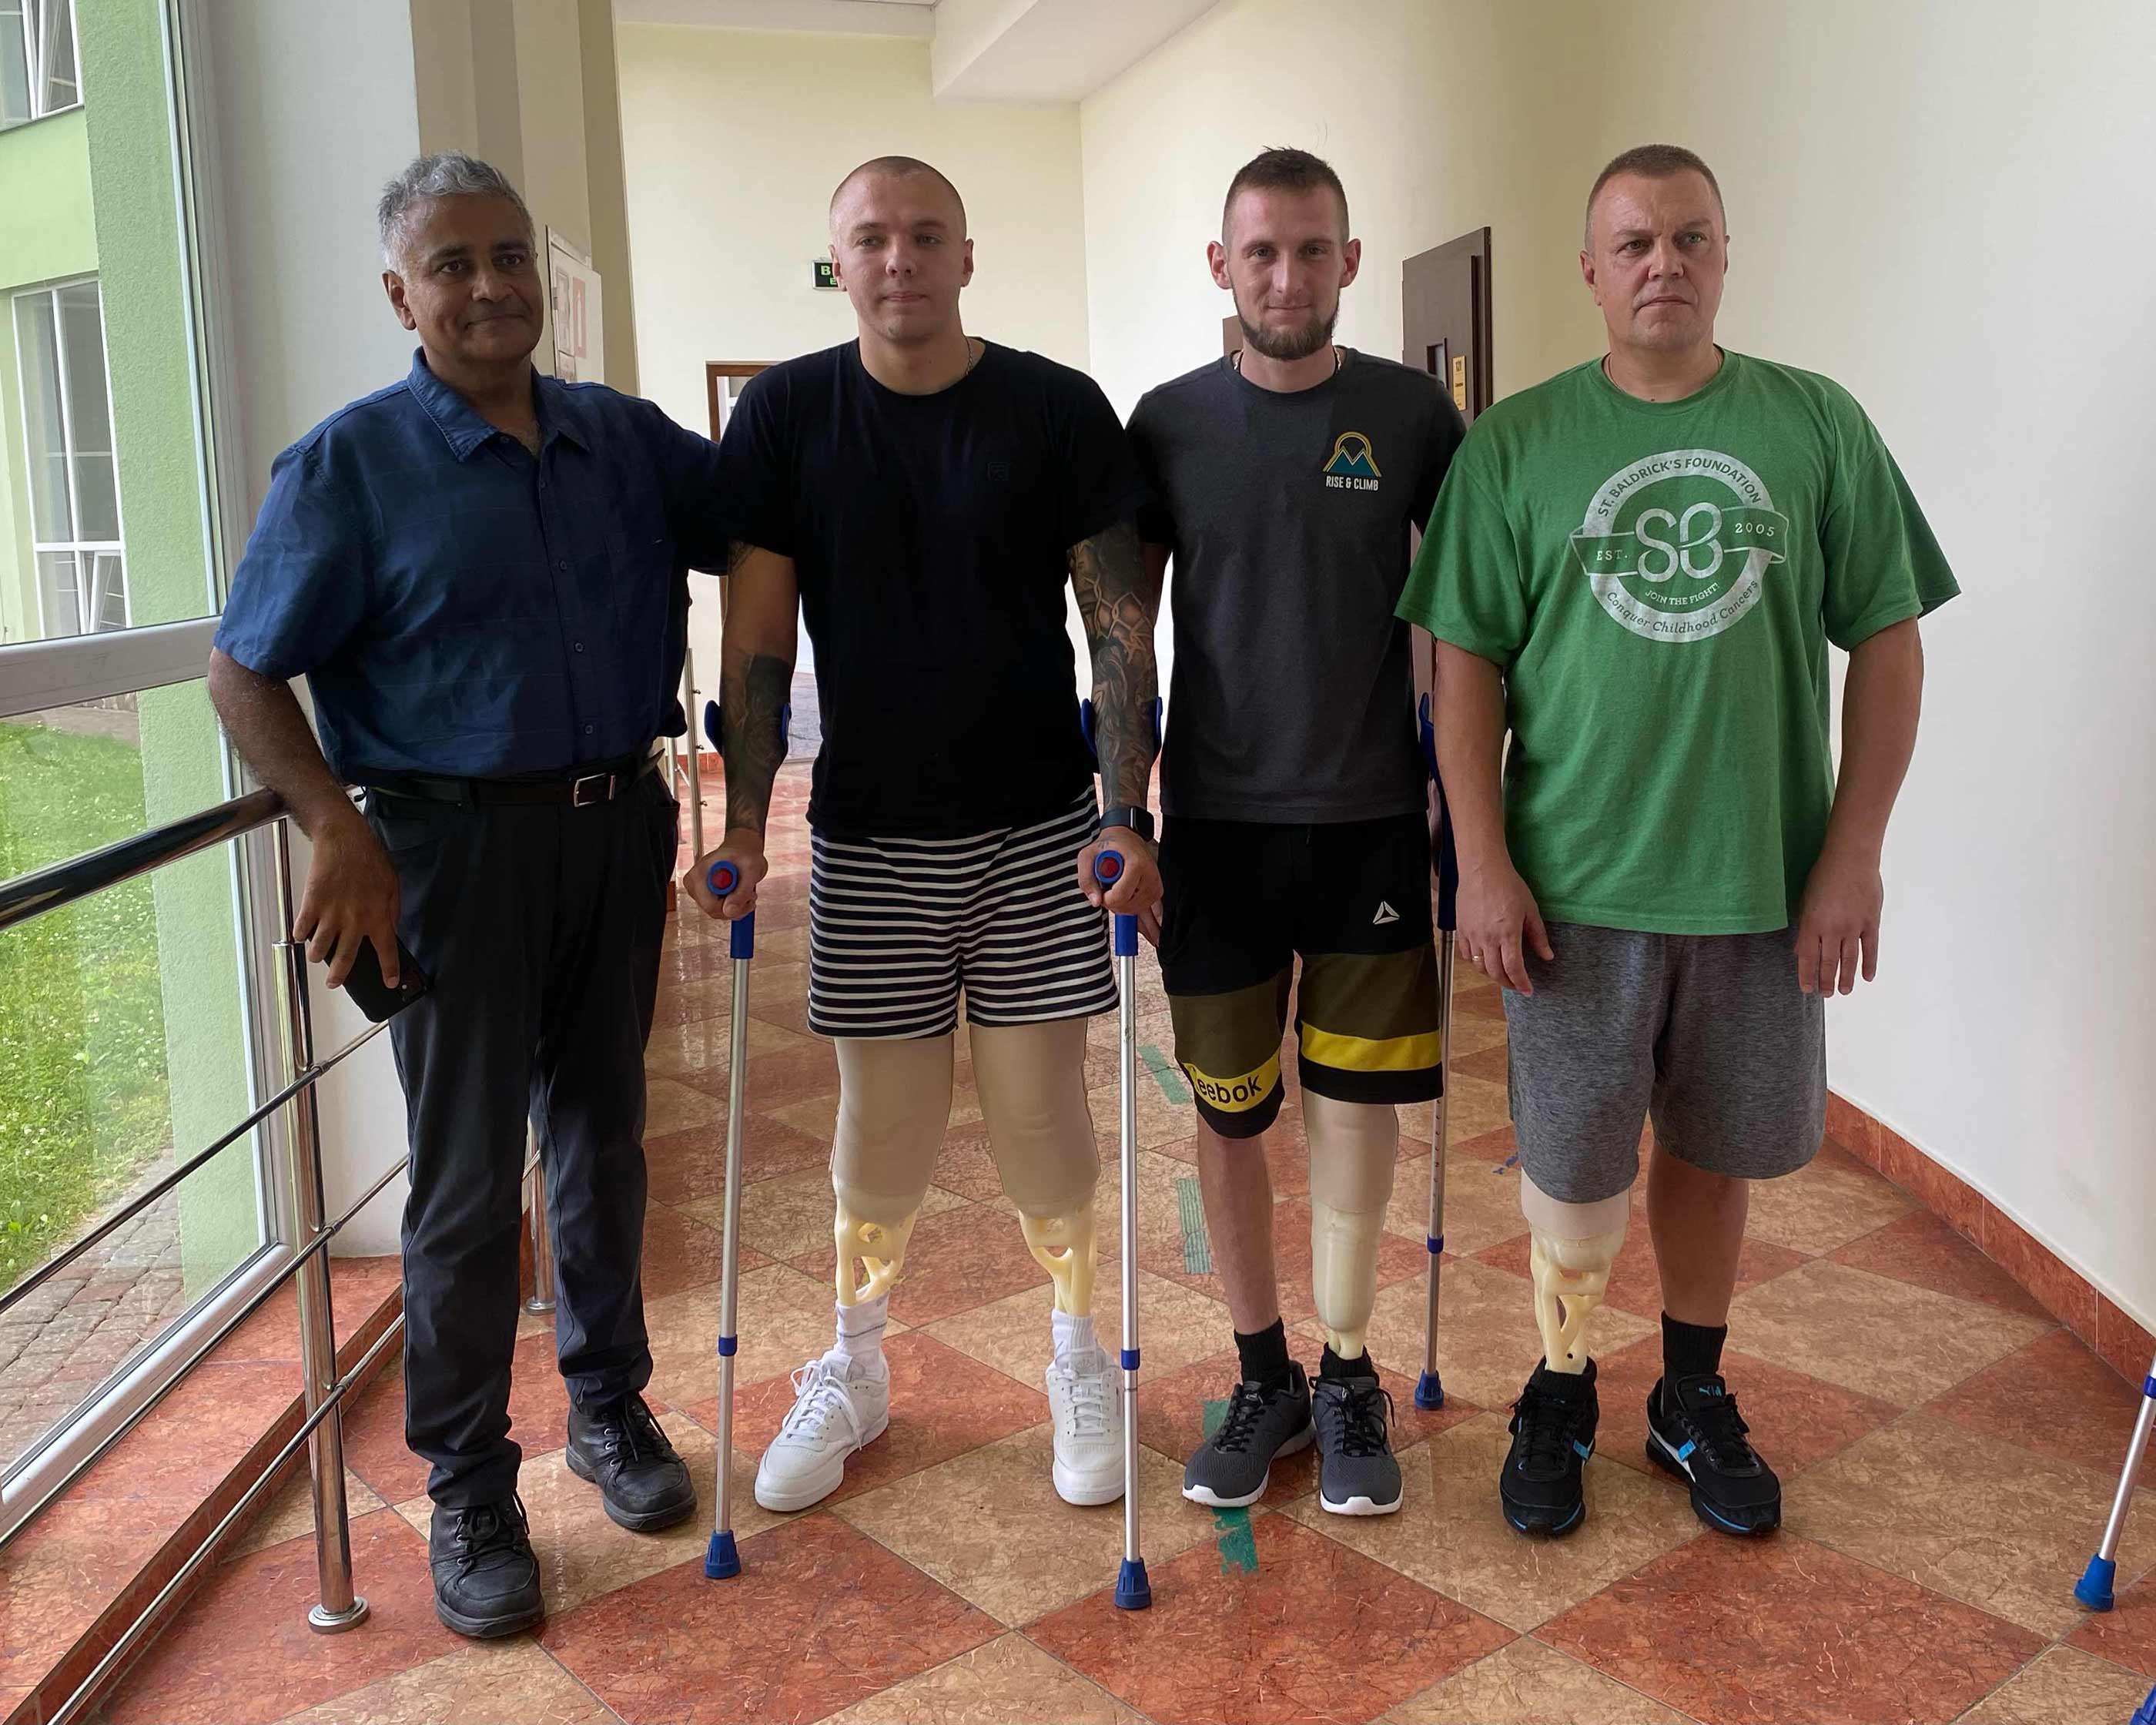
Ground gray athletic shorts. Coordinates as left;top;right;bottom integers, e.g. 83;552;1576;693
1503;923;1826;1204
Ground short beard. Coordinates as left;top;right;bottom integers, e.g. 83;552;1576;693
1237;301;1338;363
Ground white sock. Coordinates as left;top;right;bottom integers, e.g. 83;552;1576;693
832;1295;889;1375
1052;1311;1096;1362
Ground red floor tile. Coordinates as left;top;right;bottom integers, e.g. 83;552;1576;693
1029;1513;1514;1725
2070;1565;2156;1678
541;1514;996;1723
0;1497;169;1691
103;1509;455;1725
644;1114;834;1204
1539;1532;2044;1724
638;1201;754;1301
1831;1209;2053;1321
1925;1327;2150;1475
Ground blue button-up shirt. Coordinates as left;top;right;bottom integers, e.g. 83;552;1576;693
216;352;728;780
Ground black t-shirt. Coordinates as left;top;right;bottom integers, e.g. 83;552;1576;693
717;341;1144;837
1130;350;1463;822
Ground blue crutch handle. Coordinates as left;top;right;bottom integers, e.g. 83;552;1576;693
1093;849;1138;958
702;859;755;960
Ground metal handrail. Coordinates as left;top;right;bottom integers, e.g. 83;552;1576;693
0;783;393;1716
0;785;280;932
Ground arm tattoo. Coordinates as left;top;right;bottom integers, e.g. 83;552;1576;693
1068;518;1162;811
719;645;792;836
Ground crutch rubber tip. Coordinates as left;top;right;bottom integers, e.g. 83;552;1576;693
2133;1680;2156;1725
2076;1554;2118;1611
1414;1369;1446;1411
1115;1557;1152;1611
705;1530;741;1579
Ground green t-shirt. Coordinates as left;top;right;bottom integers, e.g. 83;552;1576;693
1397;351;1959;935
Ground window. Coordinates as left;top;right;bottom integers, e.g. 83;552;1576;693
1;0;79;130
13;280;124;636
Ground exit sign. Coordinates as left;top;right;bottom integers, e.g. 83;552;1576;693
812;260;839;290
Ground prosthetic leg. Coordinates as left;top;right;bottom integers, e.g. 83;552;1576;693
973;1017;1120;1509
752;1037;947;1513
1304;1093;1399;1364
1521;1171;1629;1375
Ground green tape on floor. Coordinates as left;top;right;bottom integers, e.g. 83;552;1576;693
1213;1506;1259;1573
1142;1043;1191;1105
1198;1399;1259;1574
1175;1176;1211;1274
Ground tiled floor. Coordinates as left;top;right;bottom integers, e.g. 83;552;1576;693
92;763;2156;1725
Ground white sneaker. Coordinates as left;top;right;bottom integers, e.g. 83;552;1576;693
1046;1348;1124;1506
752;1351;889;1512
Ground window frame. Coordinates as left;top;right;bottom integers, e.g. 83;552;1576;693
1;0;83;129
12;277;131;637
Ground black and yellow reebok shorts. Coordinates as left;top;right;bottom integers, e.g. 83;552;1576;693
1157;811;1443;1139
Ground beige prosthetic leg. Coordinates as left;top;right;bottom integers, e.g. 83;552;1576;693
971;1017;1121;1505
753;1034;949;1513
1304;1093;1400;1364
1520;1170;1630;1374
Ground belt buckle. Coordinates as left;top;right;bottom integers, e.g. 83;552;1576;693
570;771;614;807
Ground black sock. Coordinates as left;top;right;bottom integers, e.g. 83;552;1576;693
1662;1314;1729;1385
1319;1344;1376;1383
1234;1318;1292;1391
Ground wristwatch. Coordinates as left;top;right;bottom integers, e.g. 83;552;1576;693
1098;805;1156;842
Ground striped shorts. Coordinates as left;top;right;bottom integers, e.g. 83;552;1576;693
808;790;1119;1040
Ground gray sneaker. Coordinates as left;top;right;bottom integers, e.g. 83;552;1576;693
1182;1362;1314;1509
1312;1371;1403;1516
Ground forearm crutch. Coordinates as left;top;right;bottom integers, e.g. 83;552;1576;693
1415;692;1461;1412
700;696;781;1582
1093;846;1151;1611
2074;1344;2156;1611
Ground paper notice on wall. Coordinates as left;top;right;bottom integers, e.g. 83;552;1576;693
547;230;604;385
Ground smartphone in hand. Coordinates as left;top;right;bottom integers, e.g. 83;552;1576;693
341;935;431;1023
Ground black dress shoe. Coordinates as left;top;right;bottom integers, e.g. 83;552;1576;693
566;1392;698;1532
429;1496;543;1639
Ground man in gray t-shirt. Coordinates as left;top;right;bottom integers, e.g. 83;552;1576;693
1130;148;1463;1526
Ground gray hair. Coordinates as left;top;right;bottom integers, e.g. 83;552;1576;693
377;152;534;267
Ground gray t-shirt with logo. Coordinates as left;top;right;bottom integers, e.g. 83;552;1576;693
1130;350;1464;822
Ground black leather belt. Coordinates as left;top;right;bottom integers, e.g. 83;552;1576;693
362;749;662;809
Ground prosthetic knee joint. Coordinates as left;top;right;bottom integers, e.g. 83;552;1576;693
1520;1170;1629;1374
832;1184;921;1306
1304;1094;1400;1362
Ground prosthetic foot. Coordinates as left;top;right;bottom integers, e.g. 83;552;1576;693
1501;1173;1629;1536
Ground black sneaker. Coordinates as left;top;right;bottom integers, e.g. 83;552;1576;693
1646;1372;1782;1536
566;1392;698;1532
1182;1362;1314;1508
1500;1358;1599;1536
429;1496;543;1639
1311;1372;1402;1516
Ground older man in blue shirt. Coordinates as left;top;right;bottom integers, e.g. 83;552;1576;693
209;155;727;1640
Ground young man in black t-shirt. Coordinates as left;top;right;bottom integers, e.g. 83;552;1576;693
687;157;1163;1515
1130;149;1464;1520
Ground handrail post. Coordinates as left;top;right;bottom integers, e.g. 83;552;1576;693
681;648;707;859
270;818;369;1634
524;1130;556;1315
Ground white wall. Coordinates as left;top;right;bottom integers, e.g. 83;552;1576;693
1587;0;2156;1327
203;0;427;1254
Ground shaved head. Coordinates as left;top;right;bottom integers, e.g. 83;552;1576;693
829;155;967;236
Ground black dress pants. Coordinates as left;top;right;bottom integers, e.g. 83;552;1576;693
366;768;678;1507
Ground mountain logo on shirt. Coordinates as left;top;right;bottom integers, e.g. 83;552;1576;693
1568;448;1790;643
1323;432;1382;491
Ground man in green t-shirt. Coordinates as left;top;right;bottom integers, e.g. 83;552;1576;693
1396;143;1957;1542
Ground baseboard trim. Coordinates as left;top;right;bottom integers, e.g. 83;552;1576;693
1828;1090;2153;1384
